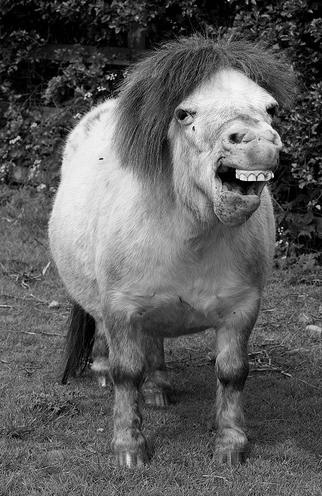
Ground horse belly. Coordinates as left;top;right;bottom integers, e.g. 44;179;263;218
110;247;252;337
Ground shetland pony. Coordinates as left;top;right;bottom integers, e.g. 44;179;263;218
49;35;295;468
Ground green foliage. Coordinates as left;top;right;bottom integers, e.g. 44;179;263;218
0;49;123;186
0;0;321;255
228;0;321;254
0;101;68;186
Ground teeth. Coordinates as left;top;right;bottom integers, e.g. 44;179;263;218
235;170;274;182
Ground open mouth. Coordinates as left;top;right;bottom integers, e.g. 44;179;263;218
216;164;274;196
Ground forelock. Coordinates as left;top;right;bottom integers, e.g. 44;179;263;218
114;35;296;182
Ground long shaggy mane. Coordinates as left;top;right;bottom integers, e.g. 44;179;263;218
114;35;296;181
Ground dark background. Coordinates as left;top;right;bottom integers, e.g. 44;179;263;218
0;0;321;258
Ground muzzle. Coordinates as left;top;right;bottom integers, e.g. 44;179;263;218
212;119;282;226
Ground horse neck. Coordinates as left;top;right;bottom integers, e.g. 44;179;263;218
140;178;221;247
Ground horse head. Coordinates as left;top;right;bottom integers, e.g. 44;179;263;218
115;36;295;227
169;68;283;226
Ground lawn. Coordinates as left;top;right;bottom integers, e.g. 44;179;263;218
0;186;321;496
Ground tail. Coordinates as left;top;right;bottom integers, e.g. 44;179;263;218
61;302;96;384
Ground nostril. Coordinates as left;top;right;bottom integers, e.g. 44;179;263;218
228;130;256;144
229;132;246;144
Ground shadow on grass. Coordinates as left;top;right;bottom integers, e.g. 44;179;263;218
246;373;321;456
147;361;321;462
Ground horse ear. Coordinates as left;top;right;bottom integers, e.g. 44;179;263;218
174;108;195;126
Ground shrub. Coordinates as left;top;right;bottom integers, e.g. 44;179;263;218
0;0;321;255
229;0;321;254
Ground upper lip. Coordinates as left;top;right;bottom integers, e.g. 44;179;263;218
217;157;278;172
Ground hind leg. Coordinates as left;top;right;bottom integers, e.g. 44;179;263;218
95;322;170;397
141;337;171;408
91;319;110;387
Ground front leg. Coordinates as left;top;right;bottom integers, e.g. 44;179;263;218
106;312;149;468
213;294;260;465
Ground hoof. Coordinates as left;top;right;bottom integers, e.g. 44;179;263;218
143;390;169;408
216;446;247;466
114;445;149;468
141;372;172;408
113;434;149;469
91;357;110;387
215;428;248;466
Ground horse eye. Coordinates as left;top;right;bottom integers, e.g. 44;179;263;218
176;109;190;121
266;104;278;118
175;108;195;125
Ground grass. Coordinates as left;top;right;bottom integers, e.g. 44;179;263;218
0;185;321;496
